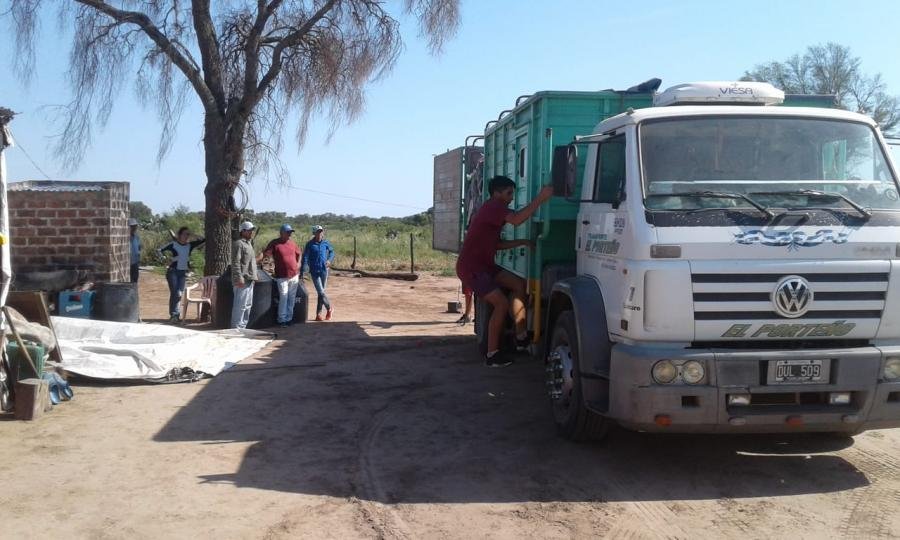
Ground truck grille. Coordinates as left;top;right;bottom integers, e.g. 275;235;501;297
691;272;888;320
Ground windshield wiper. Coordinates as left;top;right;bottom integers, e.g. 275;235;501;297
749;189;872;219
647;191;774;219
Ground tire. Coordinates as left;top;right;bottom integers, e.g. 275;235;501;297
474;296;490;355
546;311;609;441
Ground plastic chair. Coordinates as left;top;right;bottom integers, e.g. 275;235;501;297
182;275;217;322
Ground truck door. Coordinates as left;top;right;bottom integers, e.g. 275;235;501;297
888;138;900;172
512;131;529;276
576;133;628;321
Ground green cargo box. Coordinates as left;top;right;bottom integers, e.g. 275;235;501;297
480;90;653;280
6;341;46;382
477;90;836;280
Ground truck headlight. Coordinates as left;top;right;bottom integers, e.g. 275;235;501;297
681;361;706;384
884;358;900;380
652;360;677;384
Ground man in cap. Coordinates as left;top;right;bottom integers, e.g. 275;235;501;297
231;221;258;329
258;224;303;327
301;225;335;321
128;218;141;283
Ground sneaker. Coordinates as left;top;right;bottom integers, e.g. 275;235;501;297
279;322;289;328
325;307;333;321
485;352;513;368
169;314;180;323
315;315;324;322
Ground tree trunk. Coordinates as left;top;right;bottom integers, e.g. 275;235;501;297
203;179;235;276
201;114;243;276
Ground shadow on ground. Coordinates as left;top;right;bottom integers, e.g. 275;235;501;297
154;321;868;503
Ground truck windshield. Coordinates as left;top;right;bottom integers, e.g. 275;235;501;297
640;116;900;213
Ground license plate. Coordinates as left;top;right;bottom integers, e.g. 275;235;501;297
767;359;829;384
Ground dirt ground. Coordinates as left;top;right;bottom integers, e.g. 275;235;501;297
2;270;899;539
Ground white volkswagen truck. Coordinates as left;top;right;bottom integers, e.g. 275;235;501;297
437;81;900;439
539;82;900;439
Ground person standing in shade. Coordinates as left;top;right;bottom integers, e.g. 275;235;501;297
456;286;473;325
301;225;335;321
258;224;302;328
158;226;205;322
128;218;142;283
231;221;258;330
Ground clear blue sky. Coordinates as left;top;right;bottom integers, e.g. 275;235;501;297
3;0;900;218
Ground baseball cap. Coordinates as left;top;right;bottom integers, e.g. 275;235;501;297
312;225;324;233
280;224;294;233
128;218;139;226
239;221;255;232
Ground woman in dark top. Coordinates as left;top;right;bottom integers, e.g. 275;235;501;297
157;226;205;322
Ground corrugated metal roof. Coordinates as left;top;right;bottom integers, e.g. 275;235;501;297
10;181;107;192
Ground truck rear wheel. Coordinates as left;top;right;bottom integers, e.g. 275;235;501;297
547;311;609;441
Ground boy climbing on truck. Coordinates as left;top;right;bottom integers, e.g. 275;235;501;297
456;175;553;367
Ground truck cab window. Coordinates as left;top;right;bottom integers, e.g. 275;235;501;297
593;135;626;204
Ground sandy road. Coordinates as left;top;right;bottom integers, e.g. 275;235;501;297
1;272;899;539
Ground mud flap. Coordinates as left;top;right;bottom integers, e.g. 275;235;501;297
549;276;612;413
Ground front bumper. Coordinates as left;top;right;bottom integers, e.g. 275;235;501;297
605;343;900;433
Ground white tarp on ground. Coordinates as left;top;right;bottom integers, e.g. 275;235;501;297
51;317;273;381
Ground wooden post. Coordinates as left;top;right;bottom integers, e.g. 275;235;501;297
409;233;415;274
14;378;51;420
352;236;357;270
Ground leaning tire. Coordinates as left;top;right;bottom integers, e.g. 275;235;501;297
474;295;515;356
547;311;609;441
474;296;490;355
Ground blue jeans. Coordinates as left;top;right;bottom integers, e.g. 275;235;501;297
275;276;300;324
166;268;186;317
232;282;255;329
312;272;331;315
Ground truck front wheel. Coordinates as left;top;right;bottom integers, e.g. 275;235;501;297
547;311;609;441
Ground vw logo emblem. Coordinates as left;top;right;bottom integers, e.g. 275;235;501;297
772;275;813;318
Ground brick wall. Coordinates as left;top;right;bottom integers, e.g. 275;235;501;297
9;181;130;282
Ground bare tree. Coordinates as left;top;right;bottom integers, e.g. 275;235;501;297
742;42;900;134
6;0;460;274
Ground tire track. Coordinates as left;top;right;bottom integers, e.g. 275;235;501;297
602;488;692;539
351;401;413;540
710;498;754;535
838;441;900;539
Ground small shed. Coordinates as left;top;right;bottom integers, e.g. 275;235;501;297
8;180;130;283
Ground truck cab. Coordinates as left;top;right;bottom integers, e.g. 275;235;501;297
436;81;900;439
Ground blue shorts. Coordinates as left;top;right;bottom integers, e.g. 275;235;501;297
458;266;501;297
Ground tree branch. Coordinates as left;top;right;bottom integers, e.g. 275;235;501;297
234;0;283;122
73;0;218;113
190;0;226;114
255;0;340;101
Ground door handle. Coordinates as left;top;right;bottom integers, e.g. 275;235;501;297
581;220;590;225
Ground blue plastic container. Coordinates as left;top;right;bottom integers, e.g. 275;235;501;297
58;290;94;318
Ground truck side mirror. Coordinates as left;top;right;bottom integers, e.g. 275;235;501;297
551;145;578;198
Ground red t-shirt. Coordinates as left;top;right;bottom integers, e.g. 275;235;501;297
264;238;302;278
457;198;512;276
